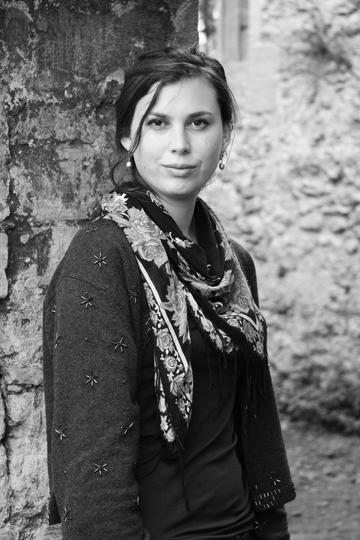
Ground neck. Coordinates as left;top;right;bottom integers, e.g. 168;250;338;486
160;197;198;242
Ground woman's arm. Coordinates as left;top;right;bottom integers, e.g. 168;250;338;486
43;220;147;539
230;238;259;306
253;506;289;540
231;239;294;540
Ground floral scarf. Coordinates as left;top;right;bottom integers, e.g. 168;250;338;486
101;181;268;452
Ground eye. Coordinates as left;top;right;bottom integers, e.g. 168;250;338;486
146;118;167;129
190;119;209;129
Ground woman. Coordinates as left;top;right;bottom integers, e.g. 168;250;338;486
43;48;295;540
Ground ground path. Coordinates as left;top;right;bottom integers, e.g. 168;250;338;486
283;421;360;540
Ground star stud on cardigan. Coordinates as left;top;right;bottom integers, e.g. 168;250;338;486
80;294;94;308
93;460;109;477
55;426;67;440
85;372;99;387
93;252;108;268
111;337;128;352
120;421;134;436
63;505;72;522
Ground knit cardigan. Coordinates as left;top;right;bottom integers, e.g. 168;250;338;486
43;217;295;540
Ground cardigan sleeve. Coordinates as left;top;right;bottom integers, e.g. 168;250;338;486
43;219;148;540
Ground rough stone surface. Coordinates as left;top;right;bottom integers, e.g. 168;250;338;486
0;233;8;298
0;0;199;537
204;0;360;434
0;101;10;223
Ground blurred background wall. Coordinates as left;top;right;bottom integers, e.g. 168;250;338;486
201;0;360;433
0;1;199;537
0;0;360;537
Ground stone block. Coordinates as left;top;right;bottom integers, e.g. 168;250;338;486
0;396;5;440
0;171;10;222
0;98;11;224
9;138;114;223
0;532;16;540
0;233;8;299
5;392;35;428
203;180;242;223
7;413;48;516
299;213;324;231
0;266;44;364
0;227;75;362
3;366;43;388
38;524;62;540
0;444;10;528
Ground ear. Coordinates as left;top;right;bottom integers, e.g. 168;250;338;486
120;136;132;151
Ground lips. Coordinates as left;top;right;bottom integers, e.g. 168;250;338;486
162;163;197;178
163;164;197;170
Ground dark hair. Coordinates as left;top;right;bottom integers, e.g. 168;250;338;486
112;46;237;183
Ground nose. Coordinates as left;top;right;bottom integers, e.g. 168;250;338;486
170;125;190;154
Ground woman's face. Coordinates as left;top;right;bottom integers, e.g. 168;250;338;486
121;76;230;207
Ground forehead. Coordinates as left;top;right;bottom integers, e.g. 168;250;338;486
132;76;220;122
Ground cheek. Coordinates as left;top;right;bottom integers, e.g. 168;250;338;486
133;142;153;167
136;135;163;161
201;138;222;165
203;138;223;172
202;132;223;154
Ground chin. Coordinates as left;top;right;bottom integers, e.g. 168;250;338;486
162;188;199;202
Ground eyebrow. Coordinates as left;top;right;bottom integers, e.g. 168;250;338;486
147;111;215;120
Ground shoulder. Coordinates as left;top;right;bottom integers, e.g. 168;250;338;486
44;217;140;307
59;217;138;280
230;238;256;276
230;238;259;306
65;217;135;266
43;217;146;346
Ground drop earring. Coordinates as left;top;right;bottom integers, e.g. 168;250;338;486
219;151;225;171
126;156;132;169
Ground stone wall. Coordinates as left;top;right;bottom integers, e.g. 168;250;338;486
0;1;199;537
204;0;360;433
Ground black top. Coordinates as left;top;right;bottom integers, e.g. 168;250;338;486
138;315;254;539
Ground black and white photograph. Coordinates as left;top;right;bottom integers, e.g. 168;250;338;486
0;1;359;539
